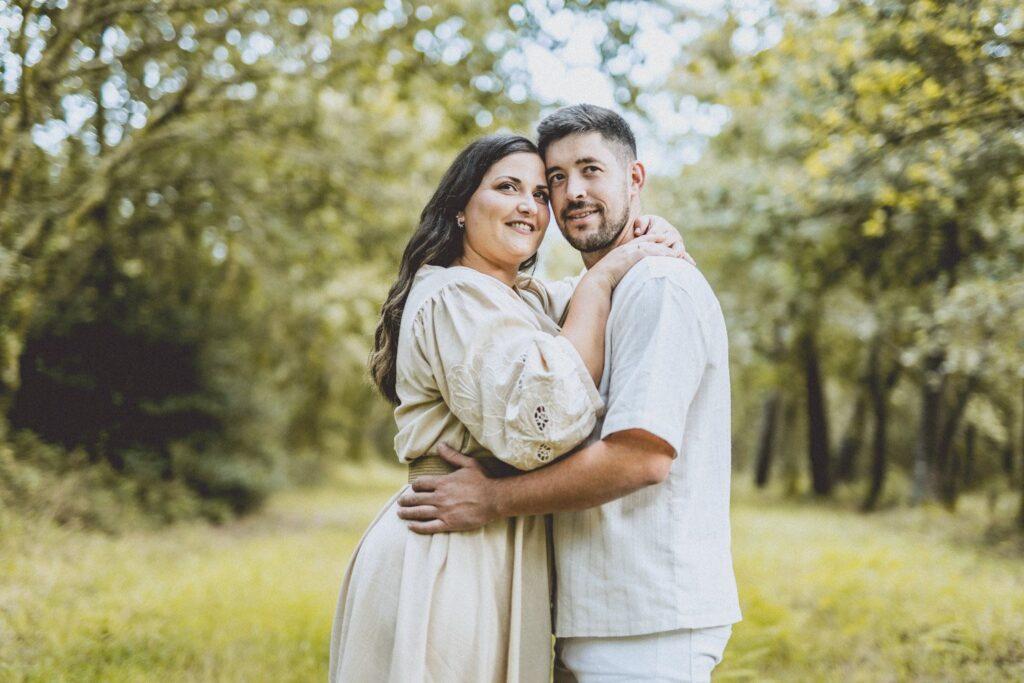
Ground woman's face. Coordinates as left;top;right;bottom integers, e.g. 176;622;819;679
460;152;550;270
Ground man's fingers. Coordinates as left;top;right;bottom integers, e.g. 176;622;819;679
410;476;438;493
396;505;439;521
407;519;449;535
437;443;476;468
398;489;437;507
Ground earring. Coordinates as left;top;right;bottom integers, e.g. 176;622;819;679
456;214;466;228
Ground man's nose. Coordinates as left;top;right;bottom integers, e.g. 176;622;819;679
566;175;586;200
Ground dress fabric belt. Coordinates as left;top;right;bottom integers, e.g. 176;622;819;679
407;455;456;482
407;454;517;483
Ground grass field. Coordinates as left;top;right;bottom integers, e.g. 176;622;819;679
2;464;1022;682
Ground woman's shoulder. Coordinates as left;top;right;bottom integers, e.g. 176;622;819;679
403;266;519;330
410;265;515;302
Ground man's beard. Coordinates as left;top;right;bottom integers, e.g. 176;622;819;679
560;197;631;253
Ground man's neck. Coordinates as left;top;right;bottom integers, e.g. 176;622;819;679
580;206;641;270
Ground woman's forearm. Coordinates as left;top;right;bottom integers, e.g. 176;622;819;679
556;237;679;384
557;272;613;385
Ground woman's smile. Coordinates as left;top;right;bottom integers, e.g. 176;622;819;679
506;219;537;235
457;151;550;284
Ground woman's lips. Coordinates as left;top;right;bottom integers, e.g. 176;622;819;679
506;220;535;235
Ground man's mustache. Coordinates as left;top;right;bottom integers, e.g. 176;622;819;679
561;201;602;221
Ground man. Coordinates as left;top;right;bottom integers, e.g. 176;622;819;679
398;104;741;682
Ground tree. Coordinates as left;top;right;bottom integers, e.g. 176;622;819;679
0;0;653;519
655;0;1024;510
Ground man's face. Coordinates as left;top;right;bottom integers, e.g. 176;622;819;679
543;132;634;253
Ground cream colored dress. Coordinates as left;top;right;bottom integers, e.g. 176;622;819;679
329;265;601;683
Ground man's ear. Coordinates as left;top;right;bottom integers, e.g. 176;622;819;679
629;159;646;196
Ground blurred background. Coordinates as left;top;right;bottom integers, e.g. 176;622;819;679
1;0;1022;681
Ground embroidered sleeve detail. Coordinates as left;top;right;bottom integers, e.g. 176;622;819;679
534;405;549;432
445;340;600;471
415;276;603;472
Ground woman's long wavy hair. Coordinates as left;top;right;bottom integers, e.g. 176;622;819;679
370;134;541;405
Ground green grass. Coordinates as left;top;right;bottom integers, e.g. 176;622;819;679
2;466;1022;682
0;463;399;683
721;494;1024;682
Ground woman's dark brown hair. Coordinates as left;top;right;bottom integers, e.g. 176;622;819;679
370;134;540;405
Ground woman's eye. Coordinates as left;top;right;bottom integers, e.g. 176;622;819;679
533;191;549;202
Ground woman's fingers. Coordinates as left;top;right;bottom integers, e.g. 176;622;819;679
632;215;653;235
636;214;697;265
633;234;695;264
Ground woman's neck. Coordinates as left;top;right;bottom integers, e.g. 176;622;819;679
453;250;518;288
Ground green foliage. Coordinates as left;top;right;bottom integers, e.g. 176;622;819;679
0;0;646;522
2;0;1020;523
654;0;1024;507
0;424;204;531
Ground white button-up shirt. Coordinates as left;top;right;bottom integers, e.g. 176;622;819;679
552;258;742;637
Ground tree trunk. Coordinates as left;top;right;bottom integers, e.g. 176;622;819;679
799;329;832;496
1019;469;1024;530
963;425;976;489
861;344;896;512
754;391;782;488
911;353;945;505
780;397;800;497
836;393;867;483
1018;378;1024;529
935;378;976;510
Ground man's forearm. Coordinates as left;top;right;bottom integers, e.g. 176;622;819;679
493;431;672;517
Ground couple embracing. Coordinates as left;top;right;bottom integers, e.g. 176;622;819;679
329;104;741;682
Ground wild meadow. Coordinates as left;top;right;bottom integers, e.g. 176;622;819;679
1;2;1022;681
3;464;1021;683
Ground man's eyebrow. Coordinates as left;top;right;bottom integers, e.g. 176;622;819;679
546;157;603;175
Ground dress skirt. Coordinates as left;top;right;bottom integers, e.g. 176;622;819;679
328;487;552;683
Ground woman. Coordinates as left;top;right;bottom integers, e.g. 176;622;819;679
329;134;683;682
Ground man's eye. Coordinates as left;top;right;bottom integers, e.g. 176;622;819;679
548;174;564;184
584;166;601;173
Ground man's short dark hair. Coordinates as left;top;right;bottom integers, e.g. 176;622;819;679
537;104;637;163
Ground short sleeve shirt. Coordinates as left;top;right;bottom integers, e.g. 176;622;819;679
552;258;742;637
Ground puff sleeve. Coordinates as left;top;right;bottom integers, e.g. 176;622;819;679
412;278;603;471
516;271;585;325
